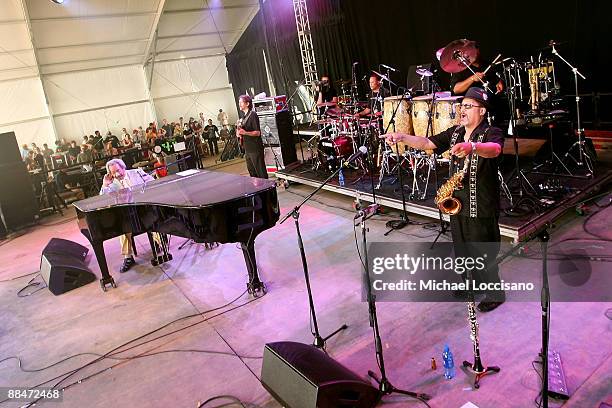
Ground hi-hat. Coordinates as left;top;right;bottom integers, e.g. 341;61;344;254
416;67;434;77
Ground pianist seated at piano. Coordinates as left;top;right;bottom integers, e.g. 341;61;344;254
100;158;158;273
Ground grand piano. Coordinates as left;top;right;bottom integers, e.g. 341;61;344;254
73;170;280;294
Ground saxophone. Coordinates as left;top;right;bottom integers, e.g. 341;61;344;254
435;157;469;215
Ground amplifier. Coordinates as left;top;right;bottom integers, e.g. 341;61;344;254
254;96;288;115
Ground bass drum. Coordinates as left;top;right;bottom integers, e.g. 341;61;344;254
434;96;462;134
317;135;354;170
412;95;433;137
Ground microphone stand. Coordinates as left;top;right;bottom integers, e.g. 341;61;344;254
279;160;355;349
425;79;450;247
382;90;414;235
538;229;551;408
358;207;431;403
551;44;593;177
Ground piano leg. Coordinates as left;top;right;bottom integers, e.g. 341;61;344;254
241;241;266;296
91;241;117;291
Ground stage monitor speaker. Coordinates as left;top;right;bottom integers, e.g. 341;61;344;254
40;238;95;295
258;110;297;170
0;131;22;165
261;341;378;408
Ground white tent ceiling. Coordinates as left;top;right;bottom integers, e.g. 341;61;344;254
0;0;260;80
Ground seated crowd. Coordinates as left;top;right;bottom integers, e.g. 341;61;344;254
20;109;233;172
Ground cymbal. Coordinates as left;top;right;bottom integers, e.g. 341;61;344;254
335;79;351;85
314;119;334;125
416;67;433;77
371;70;397;87
318;101;337;107
439;39;479;73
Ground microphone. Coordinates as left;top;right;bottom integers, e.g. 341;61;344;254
342;146;368;167
380;63;398;72
355;203;379;220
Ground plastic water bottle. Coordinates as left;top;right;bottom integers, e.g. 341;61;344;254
338;168;345;187
442;344;455;379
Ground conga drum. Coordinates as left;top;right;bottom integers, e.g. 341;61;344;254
434;96;462;135
412;95;433;137
383;96;413;153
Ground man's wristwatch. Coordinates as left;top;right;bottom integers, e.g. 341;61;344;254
470;141;477;154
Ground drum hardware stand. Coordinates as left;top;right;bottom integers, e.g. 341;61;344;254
501;60;543;216
550;43;593;177
358;207;432;403
382;91;415;235
279;166;349;349
531;123;573;177
263;131;283;172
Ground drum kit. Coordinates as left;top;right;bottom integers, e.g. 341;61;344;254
306;37;592;201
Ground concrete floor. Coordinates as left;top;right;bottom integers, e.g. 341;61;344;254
0;157;611;408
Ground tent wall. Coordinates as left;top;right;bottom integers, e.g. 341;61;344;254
150;55;238;125
0;56;239;148
0;76;54;148
43;65;155;140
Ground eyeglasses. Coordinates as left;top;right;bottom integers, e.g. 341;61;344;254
459;103;482;110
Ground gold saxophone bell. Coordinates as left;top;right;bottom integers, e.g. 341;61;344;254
438;196;462;215
435;165;466;215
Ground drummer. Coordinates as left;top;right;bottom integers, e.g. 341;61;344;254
355;73;390;120
316;75;338;113
315;75;338;137
450;47;504;96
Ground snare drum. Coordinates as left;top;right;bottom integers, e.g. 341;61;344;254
412;95;433;137
434;96;462;134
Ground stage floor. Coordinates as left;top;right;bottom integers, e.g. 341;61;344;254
0;162;610;407
276;156;612;242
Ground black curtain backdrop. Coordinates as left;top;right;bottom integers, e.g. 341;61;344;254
227;0;612;123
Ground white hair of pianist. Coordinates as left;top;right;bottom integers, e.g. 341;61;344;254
99;158;154;195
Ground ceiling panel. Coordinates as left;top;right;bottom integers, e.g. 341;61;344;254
0;0;259;80
157;7;255;37
163;0;258;12
1;0;26;22
25;0;160;20
30;15;155;48
0;50;37;70
40;55;144;75
37;41;148;65
0;67;39;82
0;23;33;52
154;49;226;62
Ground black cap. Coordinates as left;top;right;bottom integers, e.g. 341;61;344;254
463;87;491;109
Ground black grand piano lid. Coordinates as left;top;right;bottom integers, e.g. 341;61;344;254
72;170;278;212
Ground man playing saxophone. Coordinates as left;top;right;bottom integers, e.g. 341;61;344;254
386;87;505;312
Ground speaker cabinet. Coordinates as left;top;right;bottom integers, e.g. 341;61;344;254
40;238;95;295
258;110;297;170
261;341;378;408
0;131;22;165
0;162;37;231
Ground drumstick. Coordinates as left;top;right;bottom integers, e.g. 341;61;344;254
482;54;502;75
